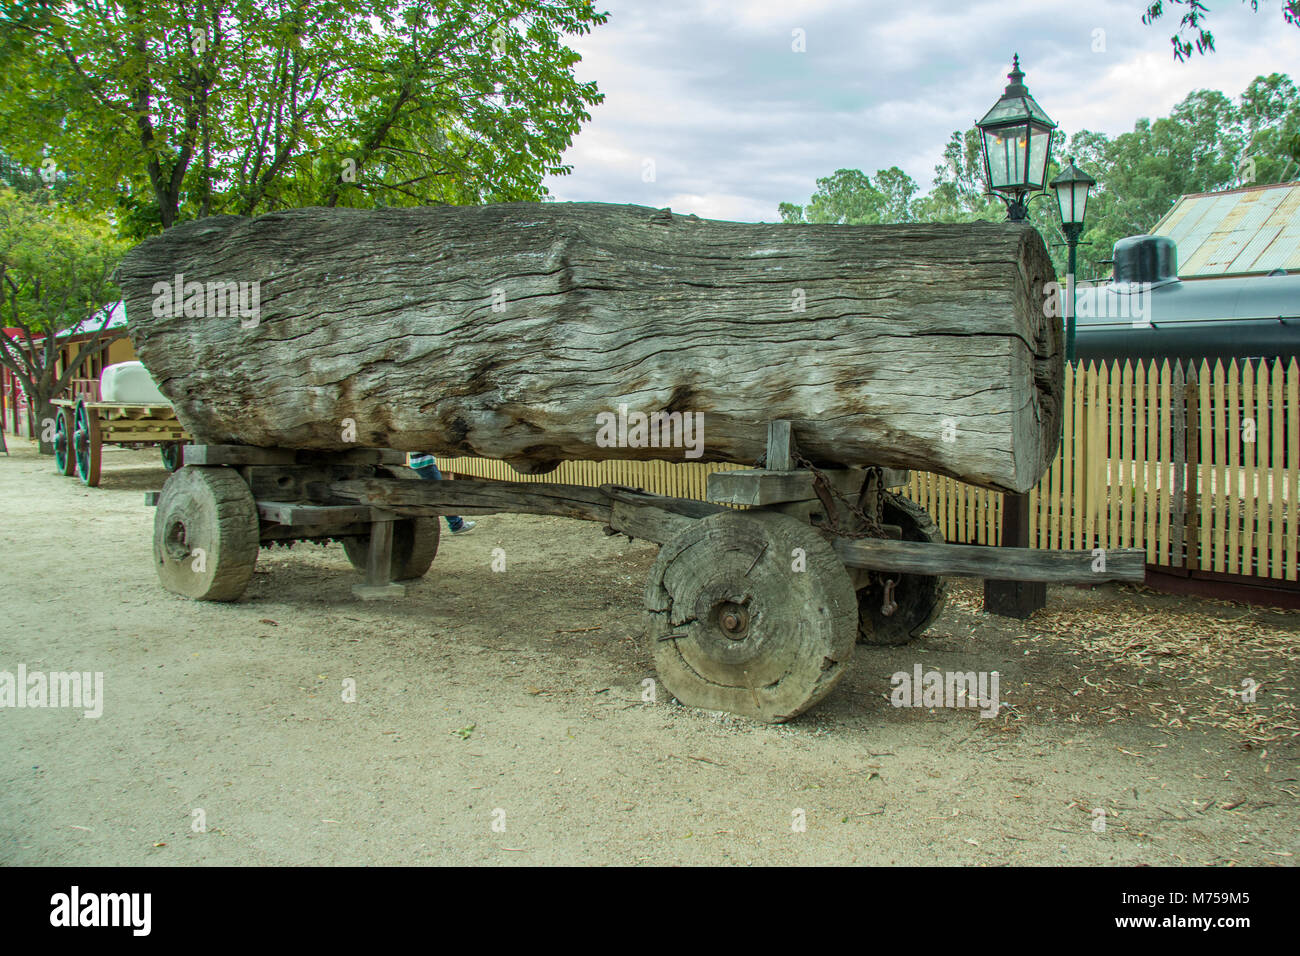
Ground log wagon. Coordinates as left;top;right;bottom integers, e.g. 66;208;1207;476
116;202;1145;722
51;362;189;486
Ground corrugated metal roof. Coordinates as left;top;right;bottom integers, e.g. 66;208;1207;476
1152;181;1300;277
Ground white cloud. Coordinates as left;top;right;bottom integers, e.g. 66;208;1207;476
544;0;1300;222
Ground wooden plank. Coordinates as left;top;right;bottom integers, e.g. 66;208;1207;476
1289;358;1299;581
1201;358;1211;567
766;420;795;471
102;430;187;443
608;500;702;545
352;508;405;598
835;537;1145;584
1071;361;1081;548
1084;362;1102;549
705;467;873;506
1055;363;1072;550
1164;361;1178;567
256;501;375;528
1154;361;1164;564
1124;360;1137;548
329;476;727;525
1213;360;1228;573
1271;359;1285;578
72;402;175;413
185;444;298;466
1226;360;1240;574
1242;361;1258;576
1109;360;1122;548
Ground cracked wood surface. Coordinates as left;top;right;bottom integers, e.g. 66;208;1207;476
116;202;1062;492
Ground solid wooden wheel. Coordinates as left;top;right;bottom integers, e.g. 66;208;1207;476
341;465;439;580
856;492;948;646
153;466;260;601
73;398;101;486
645;509;858;723
53;406;76;476
160;441;185;472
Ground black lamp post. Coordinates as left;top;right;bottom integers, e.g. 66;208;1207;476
1049;157;1096;363
978;54;1059;620
976;55;1058;222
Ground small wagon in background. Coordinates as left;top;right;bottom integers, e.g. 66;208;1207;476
51;361;189;486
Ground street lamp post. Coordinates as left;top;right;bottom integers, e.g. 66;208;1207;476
976;54;1059;619
1049;157;1096;364
975;54;1058;222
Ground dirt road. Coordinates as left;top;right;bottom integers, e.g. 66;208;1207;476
2;439;1297;865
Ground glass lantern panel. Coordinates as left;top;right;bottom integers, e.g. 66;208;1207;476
1070;181;1090;224
1028;125;1052;190
983;125;1027;189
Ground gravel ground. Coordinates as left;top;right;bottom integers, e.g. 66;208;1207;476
1;438;1297;865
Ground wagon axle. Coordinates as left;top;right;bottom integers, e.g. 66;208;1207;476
144;424;1145;723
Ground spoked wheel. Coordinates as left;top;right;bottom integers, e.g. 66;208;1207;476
342;465;440;581
73;398;102;486
856;491;948;646
153;466;260;601
53;407;76;476
645;509;858;723
160;441;185;472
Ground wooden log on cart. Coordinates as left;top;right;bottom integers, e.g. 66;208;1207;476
115;202;1062;493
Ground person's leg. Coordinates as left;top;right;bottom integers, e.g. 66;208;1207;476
411;459;467;532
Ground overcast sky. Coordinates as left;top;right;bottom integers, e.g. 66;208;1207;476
541;0;1300;221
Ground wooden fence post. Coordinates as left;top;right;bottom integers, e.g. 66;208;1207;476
1183;363;1199;571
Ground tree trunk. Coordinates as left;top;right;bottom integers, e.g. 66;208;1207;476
35;399;56;455
115;202;1062;493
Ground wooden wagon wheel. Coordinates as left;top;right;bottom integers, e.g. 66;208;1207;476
153;466;260;601
342;465;439;580
645;509;858;723
72;398;102;486
53;406;77;476
856;491;948;646
160;441;185;472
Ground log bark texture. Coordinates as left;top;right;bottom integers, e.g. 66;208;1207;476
115;202;1061;492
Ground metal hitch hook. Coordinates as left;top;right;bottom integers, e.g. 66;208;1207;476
881;578;899;617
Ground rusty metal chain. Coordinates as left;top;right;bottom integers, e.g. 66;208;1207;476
791;452;888;540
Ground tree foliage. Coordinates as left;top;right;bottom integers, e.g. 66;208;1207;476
778;167;918;225
779;73;1300;281
0;0;607;235
0;188;127;450
1142;1;1300;61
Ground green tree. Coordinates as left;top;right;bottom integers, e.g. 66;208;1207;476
779;166;920;224
0;189;127;453
1142;1;1300;61
1064;76;1297;278
910;129;1003;223
1238;73;1300;182
0;0;606;235
781;75;1297;282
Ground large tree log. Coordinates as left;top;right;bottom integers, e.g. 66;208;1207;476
115;202;1061;492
